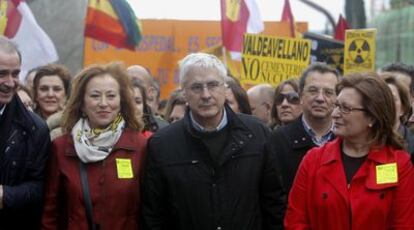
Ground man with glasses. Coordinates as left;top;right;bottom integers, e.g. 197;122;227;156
143;53;286;230
0;37;50;229
268;63;340;193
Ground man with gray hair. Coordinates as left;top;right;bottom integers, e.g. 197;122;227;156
247;84;274;125
0;37;50;229
142;53;285;230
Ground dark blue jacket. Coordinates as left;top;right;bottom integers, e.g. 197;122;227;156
0;95;50;229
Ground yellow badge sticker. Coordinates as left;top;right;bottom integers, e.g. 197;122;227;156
376;163;398;184
116;158;133;179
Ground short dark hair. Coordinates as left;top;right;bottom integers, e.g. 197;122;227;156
299;62;340;92
381;73;411;123
381;62;414;93
33;64;72;99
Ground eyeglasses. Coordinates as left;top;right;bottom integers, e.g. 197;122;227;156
334;102;366;114
274;92;300;105
186;81;224;94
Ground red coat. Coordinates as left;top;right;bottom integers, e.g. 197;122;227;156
42;128;147;230
285;138;414;230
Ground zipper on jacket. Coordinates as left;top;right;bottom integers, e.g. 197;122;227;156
348;183;352;230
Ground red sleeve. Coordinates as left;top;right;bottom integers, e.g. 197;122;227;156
387;151;414;228
284;148;318;230
41;139;64;230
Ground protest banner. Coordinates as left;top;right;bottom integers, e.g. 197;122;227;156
84;20;307;98
344;29;376;74
303;32;344;75
241;33;311;86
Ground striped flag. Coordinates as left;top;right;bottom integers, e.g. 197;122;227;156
281;0;298;38
220;0;264;60
0;0;58;80
85;0;142;50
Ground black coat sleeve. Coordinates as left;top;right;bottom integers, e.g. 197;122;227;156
261;129;287;230
142;137;169;230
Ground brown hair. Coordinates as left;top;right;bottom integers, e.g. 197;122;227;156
61;62;142;132
271;78;300;126
163;89;186;123
33;64;72;117
33;63;72;99
380;73;411;123
336;72;404;149
225;76;251;114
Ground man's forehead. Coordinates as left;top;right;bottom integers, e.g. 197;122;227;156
185;67;221;80
305;72;337;87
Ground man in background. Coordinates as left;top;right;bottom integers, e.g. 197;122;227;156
247;83;274;126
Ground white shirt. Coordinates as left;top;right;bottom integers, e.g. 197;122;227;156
190;109;228;133
0;105;6;116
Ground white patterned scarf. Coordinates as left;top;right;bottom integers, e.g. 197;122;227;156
72;114;125;163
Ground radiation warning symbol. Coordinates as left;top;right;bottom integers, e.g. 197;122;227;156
348;39;370;64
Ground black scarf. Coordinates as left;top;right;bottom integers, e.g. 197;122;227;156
0;96;17;155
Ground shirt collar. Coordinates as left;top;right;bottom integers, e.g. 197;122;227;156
190;109;228;133
0;104;6;116
302;116;334;146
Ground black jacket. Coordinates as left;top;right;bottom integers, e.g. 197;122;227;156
269;116;325;193
399;124;414;155
0;96;50;229
142;106;286;230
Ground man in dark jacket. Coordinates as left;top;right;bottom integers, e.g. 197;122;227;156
268;63;339;193
0;37;50;229
142;53;286;230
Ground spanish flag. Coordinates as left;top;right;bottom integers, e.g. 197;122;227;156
85;0;141;50
0;0;58;80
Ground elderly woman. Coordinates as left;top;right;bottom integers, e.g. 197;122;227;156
42;63;147;229
381;74;414;155
285;73;414;229
33;64;71;120
271;79;302;129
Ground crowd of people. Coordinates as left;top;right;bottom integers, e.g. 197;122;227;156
0;35;413;229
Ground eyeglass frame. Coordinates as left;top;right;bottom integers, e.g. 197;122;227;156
185;80;226;94
333;101;366;114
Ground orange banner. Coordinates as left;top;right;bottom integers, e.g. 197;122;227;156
84;20;307;99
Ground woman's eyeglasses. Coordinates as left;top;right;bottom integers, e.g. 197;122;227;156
275;92;300;105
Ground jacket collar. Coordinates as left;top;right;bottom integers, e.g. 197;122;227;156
64;128;140;157
11;95;38;134
320;138;399;201
183;104;254;166
283;116;316;150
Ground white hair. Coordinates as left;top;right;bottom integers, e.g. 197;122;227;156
179;53;227;86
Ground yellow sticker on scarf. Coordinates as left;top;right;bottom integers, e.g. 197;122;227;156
116;158;133;179
376;163;398;184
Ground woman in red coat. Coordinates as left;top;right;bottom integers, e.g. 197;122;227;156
42;63;147;230
285;73;414;230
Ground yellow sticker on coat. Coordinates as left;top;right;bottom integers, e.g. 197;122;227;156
116;158;133;179
376;163;398;184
